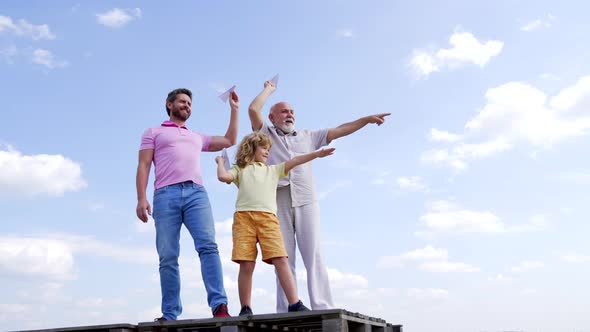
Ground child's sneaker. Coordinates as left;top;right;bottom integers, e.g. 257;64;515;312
287;300;310;312
213;303;231;318
239;305;253;316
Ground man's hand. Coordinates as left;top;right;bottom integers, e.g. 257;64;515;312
136;199;152;223
316;148;336;158
230;91;239;110
263;80;276;93
365;113;391;126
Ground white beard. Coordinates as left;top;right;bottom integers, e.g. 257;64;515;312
279;123;295;134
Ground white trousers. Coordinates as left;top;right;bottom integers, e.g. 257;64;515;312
275;186;334;312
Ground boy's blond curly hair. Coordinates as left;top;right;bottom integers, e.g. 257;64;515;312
235;132;273;168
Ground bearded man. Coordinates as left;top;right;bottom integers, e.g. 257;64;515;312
136;88;239;321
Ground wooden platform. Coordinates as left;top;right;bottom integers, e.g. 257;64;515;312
14;309;402;332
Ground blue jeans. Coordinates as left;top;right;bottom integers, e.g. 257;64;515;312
153;181;227;320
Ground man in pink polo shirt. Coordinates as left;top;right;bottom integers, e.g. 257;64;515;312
136;88;239;321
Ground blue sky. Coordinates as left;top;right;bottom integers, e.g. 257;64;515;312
2;1;590;331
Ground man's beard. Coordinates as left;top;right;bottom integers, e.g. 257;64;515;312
171;107;190;121
279;122;295;134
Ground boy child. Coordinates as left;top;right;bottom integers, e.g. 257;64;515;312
215;132;334;316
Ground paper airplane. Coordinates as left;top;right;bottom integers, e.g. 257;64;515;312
270;74;279;87
222;148;231;170
218;85;236;103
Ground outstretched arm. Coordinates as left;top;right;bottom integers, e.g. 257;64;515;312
248;81;276;131
326;113;391;144
284;148;336;173
215;156;235;184
209;91;240;151
136;149;154;223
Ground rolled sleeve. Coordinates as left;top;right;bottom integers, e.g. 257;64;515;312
310;128;329;150
200;134;212;152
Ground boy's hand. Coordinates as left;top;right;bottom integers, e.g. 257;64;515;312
317;148;336;158
229;91;239;110
215;156;224;164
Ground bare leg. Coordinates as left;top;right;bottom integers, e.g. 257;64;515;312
238;261;256;307
272;257;298;304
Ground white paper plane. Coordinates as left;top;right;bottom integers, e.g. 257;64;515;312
270;74;279;88
222;148;231;170
218;85;236;103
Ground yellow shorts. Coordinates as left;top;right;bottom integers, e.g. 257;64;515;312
232;211;288;264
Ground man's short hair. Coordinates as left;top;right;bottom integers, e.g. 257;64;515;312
166;88;192;116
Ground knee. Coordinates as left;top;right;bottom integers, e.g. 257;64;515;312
240;261;256;274
272;257;289;268
157;242;180;267
196;241;219;256
159;252;179;268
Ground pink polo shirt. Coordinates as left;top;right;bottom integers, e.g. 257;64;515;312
140;121;211;190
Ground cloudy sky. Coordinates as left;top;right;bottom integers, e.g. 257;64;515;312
2;1;590;331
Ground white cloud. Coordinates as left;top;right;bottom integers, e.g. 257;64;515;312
562;254;590;264
0;146;86;196
215;218;233;235
521;288;538;295
422;138;512;171
0;15;56;40
429;128;463;142
407;288;449;300
419;260;480;273
410;31;503;78
488;274;513;283
510;260;544;273
520;14;555;32
0;237;76;280
378;245;477;273
337;29;354;38
88;202;105;212
0;45;18;63
419;200;504;233
418;201;549;235
378;245;448;268
0;303;29;315
327;268;369;289
540;73;561;81
96;8;141;28
318;180;352;200
51;234;157;265
506;214;551;232
424;75;590;170
397;176;427;192
32;49;68;69
76;297;127;308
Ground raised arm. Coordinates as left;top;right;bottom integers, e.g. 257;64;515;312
284;148;336;173
209;91;240;151
136;149;154;223
215;156;235;184
248;81;276;131
326;113;391;144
